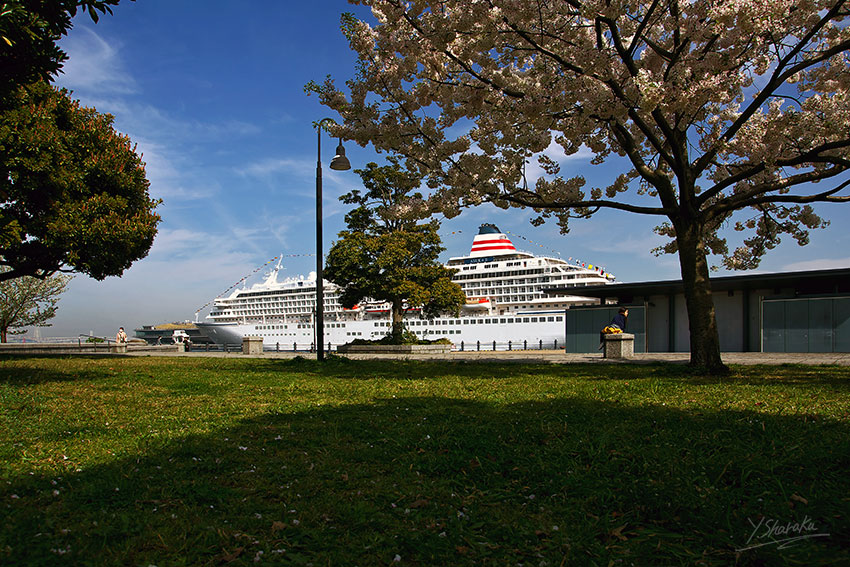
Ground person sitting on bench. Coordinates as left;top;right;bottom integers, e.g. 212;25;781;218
599;307;629;349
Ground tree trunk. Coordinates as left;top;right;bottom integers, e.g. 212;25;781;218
0;328;5;343
390;301;405;342
676;223;729;374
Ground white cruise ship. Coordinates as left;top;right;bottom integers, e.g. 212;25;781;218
196;224;613;349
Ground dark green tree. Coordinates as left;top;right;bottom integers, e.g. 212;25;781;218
325;159;465;342
1;0;122;100
0;266;71;342
0;81;160;282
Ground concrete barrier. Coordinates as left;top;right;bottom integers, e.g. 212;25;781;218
604;333;634;358
0;342;181;355
242;336;263;355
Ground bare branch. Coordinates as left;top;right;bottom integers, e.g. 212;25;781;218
497;188;671;216
698;138;850;207
711;177;850;216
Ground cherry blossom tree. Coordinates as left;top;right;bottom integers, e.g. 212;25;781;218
308;0;850;372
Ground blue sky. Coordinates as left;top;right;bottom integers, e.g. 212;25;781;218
31;0;850;339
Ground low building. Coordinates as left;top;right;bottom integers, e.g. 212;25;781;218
547;268;850;353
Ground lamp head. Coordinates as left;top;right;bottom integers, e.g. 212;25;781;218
329;139;351;171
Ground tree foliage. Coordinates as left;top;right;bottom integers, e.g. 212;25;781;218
309;0;850;372
0;0;122;101
0;81;160;282
0;266;71;342
324;158;465;340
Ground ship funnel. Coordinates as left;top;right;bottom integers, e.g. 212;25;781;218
469;224;517;258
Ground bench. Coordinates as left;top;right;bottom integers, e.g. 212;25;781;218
603;333;634;358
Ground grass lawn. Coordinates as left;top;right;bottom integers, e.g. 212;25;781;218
0;356;848;566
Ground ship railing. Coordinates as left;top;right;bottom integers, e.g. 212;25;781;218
181;342;328;353
454;339;562;352
194;340;565;354
252;340;563;353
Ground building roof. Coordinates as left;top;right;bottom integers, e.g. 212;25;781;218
546;267;850;300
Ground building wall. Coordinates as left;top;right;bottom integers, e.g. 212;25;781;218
762;296;850;352
560;270;850;353
716;291;744;352
674;294;690;352
641;288;795;353
644;295;671;352
563;277;850;353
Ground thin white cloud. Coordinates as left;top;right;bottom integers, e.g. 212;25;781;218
58;26;136;94
73;97;260;145
146;228;221;258
240;157;313;179
132;138;219;203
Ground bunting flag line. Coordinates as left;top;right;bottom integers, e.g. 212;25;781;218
195;253;316;314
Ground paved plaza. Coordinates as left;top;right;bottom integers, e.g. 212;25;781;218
139;349;850;366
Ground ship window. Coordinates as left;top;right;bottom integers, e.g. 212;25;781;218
499;318;506;323
556;317;563;322
531;317;538;322
548;317;555;322
463;320;469;324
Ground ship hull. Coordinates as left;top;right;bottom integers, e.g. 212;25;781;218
196;312;567;350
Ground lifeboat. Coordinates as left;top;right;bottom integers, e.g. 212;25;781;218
463;297;491;310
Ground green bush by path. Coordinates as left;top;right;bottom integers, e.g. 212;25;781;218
0;356;848;566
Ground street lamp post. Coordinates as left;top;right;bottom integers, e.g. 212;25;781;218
315;120;351;361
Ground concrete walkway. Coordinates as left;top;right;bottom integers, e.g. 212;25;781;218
135;349;850;366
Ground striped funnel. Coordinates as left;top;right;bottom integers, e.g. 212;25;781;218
469;224;517;258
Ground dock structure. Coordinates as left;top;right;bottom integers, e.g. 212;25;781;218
134;323;214;346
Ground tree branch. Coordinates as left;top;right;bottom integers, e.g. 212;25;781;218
710;177;850;217
698;138;850;206
497;188;670;216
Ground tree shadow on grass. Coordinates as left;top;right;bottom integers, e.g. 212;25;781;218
227;355;850;392
213;355;566;381
3;354;849;388
0;355;130;385
1;394;847;566
555;362;850;389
